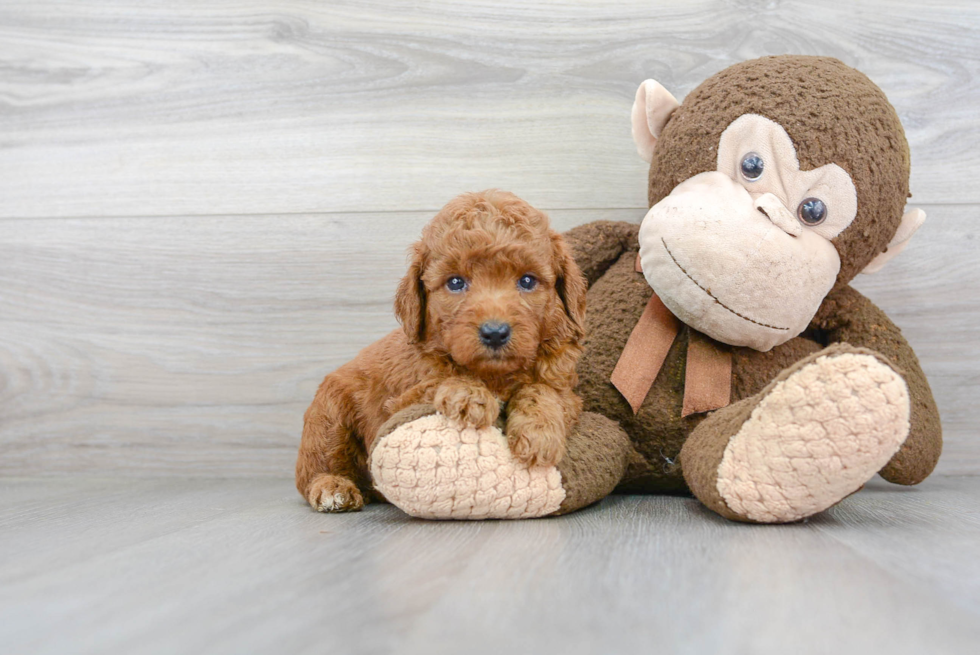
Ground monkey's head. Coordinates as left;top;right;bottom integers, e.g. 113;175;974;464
633;56;924;351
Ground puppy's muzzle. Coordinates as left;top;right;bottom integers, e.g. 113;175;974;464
479;321;511;350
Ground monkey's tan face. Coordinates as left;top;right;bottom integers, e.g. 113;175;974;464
638;115;858;351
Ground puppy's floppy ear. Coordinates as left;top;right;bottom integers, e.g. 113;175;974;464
394;241;427;344
551;231;587;341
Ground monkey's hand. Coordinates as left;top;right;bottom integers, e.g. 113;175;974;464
434;377;499;429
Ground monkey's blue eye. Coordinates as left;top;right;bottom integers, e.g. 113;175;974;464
446;276;467;292
740;152;764;181
518;274;538;291
798;198;827;226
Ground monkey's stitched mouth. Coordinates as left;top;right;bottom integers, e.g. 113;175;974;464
660;238;790;332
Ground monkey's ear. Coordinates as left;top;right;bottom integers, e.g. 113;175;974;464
862;208;927;274
394;242;427;343
551;232;588;341
631;79;680;163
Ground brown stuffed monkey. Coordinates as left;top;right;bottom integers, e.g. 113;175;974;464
367;55;942;523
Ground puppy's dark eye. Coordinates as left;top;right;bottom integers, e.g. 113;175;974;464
518;274;537;291
445;276;467;293
798;197;827;226
740;152;764;181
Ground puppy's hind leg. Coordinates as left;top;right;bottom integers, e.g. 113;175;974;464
296;392;368;513
306;473;364;513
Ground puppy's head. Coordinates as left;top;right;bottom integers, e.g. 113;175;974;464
395;190;586;378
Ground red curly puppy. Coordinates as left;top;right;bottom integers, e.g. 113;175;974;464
296;190;587;512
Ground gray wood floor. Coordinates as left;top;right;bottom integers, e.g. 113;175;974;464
1;476;979;655
2;1;980;653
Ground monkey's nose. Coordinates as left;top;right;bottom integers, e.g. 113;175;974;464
754;192;802;237
479;321;511;350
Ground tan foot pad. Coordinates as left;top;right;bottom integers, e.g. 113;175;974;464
370;414;565;520
717;352;911;523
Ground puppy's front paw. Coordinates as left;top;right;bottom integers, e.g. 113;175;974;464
306;474;365;513
434;378;499;429
505;413;566;468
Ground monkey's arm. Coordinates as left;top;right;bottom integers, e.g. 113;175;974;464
562;221;640;287
813;286;942;484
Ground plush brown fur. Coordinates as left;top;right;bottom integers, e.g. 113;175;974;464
563;57;941;516
647;56;910;290
295;190;587;512
565;219;941;513
375;56;936;521
329;56;942;524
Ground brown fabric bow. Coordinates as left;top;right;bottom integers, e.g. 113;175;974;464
610;254;732;416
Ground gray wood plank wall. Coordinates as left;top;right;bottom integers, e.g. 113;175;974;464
1;1;978;477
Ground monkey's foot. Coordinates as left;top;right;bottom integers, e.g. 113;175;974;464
369;405;630;520
683;345;911;523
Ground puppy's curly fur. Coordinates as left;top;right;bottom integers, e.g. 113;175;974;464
296;190;587;512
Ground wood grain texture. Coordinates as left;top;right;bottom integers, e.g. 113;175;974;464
0;208;621;476
2;5;978;652
0;0;978;218
1;205;977;477
1;476;979;655
0;1;978;478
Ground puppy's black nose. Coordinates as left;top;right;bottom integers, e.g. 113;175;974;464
479;321;511;349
